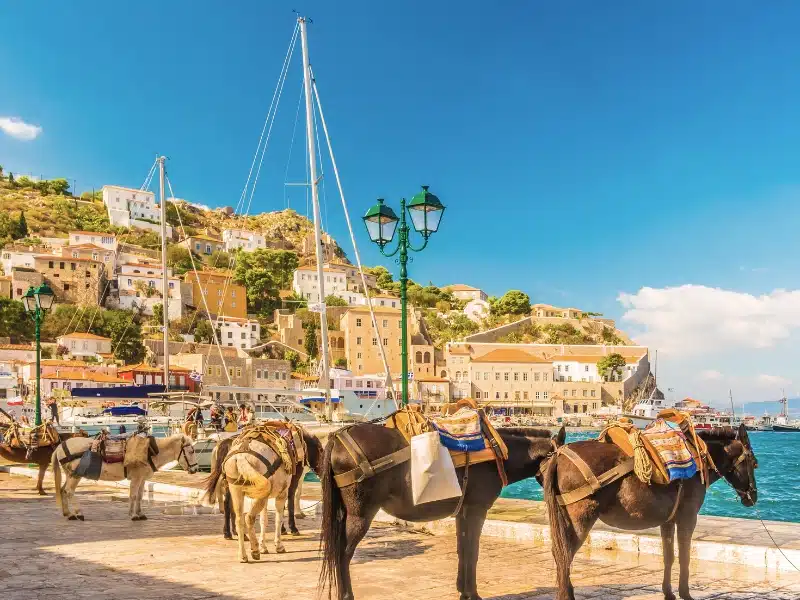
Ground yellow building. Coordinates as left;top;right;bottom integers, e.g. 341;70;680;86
180;234;225;256
185;270;246;319
340;306;435;378
33;254;106;306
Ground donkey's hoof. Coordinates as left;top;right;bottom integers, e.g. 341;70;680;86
240;556;249;564
138;514;147;521
664;592;676;600
251;551;260;561
281;525;287;535
76;514;85;521
295;511;306;520
275;545;286;554
131;515;140;521
224;533;233;540
68;515;78;521
290;528;300;537
38;489;47;496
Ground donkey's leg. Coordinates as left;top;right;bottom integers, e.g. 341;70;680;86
341;508;379;600
274;492;288;553
676;512;699;600
36;461;48;495
231;485;248;563
259;500;270;554
248;496;267;560
284;466;301;536
458;504;489;600
223;486;234;540
129;473;140;520
135;475;148;519
64;476;82;520
294;465;307;519
661;523;677;600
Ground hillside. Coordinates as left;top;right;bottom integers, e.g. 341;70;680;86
0;178;348;262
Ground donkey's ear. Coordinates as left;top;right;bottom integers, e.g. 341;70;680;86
553;425;566;447
736;423;750;447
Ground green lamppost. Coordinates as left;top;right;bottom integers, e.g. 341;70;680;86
22;284;55;426
363;186;445;407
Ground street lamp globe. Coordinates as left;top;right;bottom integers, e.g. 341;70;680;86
34;283;55;311
363;198;399;247
406;185;445;238
22;286;37;314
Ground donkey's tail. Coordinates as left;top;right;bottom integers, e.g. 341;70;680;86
203;437;232;503
51;445;63;512
543;451;572;583
318;437;346;600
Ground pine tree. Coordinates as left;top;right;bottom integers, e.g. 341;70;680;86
16;211;28;240
7;172;14;184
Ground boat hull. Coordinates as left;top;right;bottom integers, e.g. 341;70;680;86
772;424;800;432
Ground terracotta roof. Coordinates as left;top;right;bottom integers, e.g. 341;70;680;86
33;359;95;367
187;270;237;280
445;284;480;291
40;371;131;383
448;345;471;355
0;344;34;351
344;305;400;314
296;265;347;273
58;332;112;341
120;262;164;269
63;244;111;251
472;349;550;364
34;255;101;264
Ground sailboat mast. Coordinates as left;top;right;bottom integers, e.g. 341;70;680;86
729;389;735;417
159;156;170;393
299;16;332;419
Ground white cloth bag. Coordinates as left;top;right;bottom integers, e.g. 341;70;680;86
410;431;462;505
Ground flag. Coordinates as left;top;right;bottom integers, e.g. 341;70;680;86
189;371;202;382
7;396;23;406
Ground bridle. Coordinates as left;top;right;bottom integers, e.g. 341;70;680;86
178;439;199;473
718;442;757;504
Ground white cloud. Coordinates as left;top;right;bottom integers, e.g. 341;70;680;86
0;116;42;141
698;369;723;380
756;374;791;387
618;285;800;356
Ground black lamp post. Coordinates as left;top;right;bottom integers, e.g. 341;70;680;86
22;284;55;426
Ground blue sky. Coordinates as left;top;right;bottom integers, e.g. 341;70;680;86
3;1;800;406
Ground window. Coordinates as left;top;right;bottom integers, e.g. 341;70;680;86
495;372;500;381
591;390;596;397
483;372;488;381
585;365;589;372
513;372;519;381
568;376;572;382
514;391;520;401
228;332;233;339
228;368;234;377
583;390;588;397
423;351;431;364
415;351;422;362
571;390;577;397
382;319;388;328
356;318;362;327
557;365;562;372
256;369;262;379
216;366;222;376
236;368;242;377
564;365;569;372
564;389;568;396
232;302;236;308
544;391;549;399
535;391;540;400
241;333;246;340
523;373;528;381
59;262;65;269
383;338;388;346
495;392;500;399
49;261;54;269
524;391;529;400
543;373;548;382
206;366;213;375
504;372;509;381
357;352;362;359
504;392;509;399
593;402;598;410
64;284;70;291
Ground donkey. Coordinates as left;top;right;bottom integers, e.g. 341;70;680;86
208;431;323;540
319;424;566;600
0;430;86;495
205;427;324;563
544;424;758;600
51;433;199;520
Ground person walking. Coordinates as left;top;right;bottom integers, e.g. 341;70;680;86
47;397;59;425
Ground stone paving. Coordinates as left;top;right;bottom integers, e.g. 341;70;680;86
1;473;799;600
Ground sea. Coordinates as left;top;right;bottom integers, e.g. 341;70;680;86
501;430;800;524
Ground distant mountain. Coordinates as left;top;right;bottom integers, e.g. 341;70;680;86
737;398;800;418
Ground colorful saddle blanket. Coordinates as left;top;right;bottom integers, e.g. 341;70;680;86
431;408;489;453
641;419;697;482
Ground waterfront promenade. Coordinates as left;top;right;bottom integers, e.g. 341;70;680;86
2;471;799;600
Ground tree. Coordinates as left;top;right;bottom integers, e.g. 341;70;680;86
0;298;34;342
166;245;193;275
49;178;70;195
233;249;300;314
151;303;164;326
491;290;531;316
303;320;318;360
335;357;347;368
284;291;307;311
284;350;300;371
597;353;626;382
194;319;216;344
102;309;146;364
367;265;394;290
7;173;14;185
15;211;28;240
325;294;348;307
208;250;233;269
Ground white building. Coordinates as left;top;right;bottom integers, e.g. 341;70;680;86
1;245;49;275
464;298;490;322
68;231;117;253
222;229;266;252
445;284;488;302
56;332;113;360
552;353;646;384
102;185;173;236
117;261;184;319
292;265;366;305
213;316;261;349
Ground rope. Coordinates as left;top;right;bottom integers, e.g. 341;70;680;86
755;507;800;572
630;428;652;485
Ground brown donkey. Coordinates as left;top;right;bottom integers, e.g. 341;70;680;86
319;424;566;600
544;424;758;600
0;430;87;495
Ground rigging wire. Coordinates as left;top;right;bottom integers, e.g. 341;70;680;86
283;77;305;210
310;71;399;411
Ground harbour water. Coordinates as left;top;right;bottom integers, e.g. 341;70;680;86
502;430;800;524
